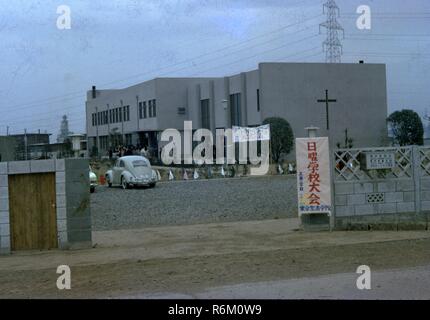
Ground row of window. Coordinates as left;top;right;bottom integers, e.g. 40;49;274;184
91;90;259;128
139;99;157;119
91;106;130;127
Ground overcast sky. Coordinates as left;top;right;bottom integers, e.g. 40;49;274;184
0;0;429;138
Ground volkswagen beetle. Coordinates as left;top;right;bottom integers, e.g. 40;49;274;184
105;156;157;189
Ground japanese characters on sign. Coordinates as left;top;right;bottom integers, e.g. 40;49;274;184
360;152;395;170
296;137;332;216
232;124;271;143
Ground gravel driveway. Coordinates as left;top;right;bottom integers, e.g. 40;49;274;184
91;175;298;230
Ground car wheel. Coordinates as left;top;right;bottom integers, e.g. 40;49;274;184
149;183;156;188
106;175;112;187
121;177;129;190
90;186;95;193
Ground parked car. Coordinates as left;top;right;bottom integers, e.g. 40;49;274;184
89;166;98;193
105;156;157;189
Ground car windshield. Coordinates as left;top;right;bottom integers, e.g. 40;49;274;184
132;160;149;168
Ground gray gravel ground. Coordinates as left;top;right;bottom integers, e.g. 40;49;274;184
91;175;298;231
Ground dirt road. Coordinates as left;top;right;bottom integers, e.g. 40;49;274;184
0;218;429;299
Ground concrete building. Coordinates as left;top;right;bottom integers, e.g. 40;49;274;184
86;62;388;160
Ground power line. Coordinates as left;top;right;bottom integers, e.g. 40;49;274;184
2;13;323;113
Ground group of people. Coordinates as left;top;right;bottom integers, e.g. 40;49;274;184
108;145;151;159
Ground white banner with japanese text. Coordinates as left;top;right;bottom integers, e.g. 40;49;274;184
232;125;271;143
296;137;332;216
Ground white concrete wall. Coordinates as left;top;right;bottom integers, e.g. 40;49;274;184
0;159;91;255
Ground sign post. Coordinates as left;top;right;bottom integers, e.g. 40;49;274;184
296;127;332;231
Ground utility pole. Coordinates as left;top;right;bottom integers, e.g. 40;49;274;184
319;0;344;63
24;128;28;160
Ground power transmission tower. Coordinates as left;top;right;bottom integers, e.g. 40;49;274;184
319;0;344;63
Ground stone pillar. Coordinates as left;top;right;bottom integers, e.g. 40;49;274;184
0;162;10;254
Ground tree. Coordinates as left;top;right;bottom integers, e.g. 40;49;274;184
262;117;294;163
387;109;424;146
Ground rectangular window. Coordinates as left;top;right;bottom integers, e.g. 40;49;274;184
257;89;260;112
152;99;156;117
143;101;147;118
119;107;122;122
98;112;101;126
230;93;242;126
148;100;153;118
115;108;118;123
200;99;210;129
139;102;143;119
126;105;130;121
125;134;132;146
92;113;95;126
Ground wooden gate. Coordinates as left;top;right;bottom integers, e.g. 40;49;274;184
8;173;58;250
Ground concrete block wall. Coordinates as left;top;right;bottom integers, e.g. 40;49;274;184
0;162;10;254
333;150;430;230
64;159;92;248
335;179;416;219
0;159;92;255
